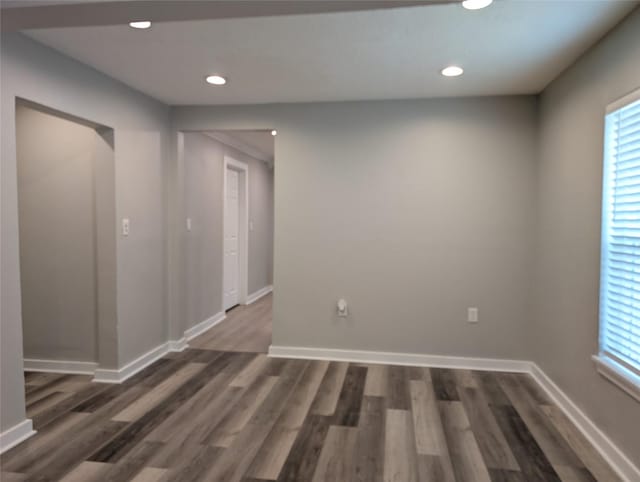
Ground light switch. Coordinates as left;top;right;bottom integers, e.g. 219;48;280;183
186;218;192;231
467;307;478;323
249;221;254;231
337;299;348;317
122;218;130;237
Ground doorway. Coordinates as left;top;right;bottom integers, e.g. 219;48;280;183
16;99;117;375
180;129;274;353
223;157;249;310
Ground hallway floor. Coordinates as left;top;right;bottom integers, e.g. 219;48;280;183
189;293;272;353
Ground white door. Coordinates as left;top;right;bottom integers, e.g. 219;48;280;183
224;168;240;310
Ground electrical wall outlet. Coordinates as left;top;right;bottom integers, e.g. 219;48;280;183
467;307;478;323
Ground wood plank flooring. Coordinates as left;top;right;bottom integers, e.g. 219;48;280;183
188;294;272;353
1;294;621;481
2;360;621;481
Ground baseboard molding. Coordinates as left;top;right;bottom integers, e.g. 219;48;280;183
268;345;531;372
530;364;640;482
168;337;188;352
24;358;98;375
185;311;226;341
0;419;36;454
268;344;638;481
93;312;225;384
93;342;172;384
247;285;273;305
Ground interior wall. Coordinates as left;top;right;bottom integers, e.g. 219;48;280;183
249;148;275;293
1;32;170;433
182;132;274;330
172;96;538;359
17;104;102;362
533;8;640;464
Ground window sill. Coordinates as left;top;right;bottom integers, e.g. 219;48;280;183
592;355;640;403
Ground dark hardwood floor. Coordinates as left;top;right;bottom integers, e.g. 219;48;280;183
1;295;620;481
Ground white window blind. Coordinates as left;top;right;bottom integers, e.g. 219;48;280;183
599;92;640;381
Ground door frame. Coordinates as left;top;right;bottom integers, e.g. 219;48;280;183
222;155;249;309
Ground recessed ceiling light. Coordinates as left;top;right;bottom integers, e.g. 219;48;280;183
441;66;464;77
461;0;493;10
271;130;277;136
205;75;227;85
129;21;151;29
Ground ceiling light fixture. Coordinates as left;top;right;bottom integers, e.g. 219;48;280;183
129;21;151;29
271;130;277;136
461;0;493;10
205;75;227;85
441;65;464;77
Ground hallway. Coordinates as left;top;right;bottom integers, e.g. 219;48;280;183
189;293;272;353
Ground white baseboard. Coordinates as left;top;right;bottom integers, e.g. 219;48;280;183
269;345;639;481
23;358;98;375
530;364;640;482
93;342;171;384
185;311;226;341
268;345;531;372
0;419;36;454
168;337;188;352
93;312;225;384
246;285;273;305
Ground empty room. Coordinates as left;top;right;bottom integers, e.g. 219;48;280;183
0;1;638;481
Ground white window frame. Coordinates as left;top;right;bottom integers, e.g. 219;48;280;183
593;87;640;402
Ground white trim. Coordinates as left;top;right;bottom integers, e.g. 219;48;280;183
0;419;36;454
530;363;640;482
23;358;98;375
268;345;530;372
92;312;226;384
168;337;189;352
184;311;226;341
592;355;640;403
223;156;249;309
93;342;172;384
247;285;273;305
204;131;272;164
606;87;640;114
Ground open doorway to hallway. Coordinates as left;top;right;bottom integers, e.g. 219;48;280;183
16;99;117;375
15;99;117;429
181;129;274;354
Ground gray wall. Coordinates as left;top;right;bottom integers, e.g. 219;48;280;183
17;104;103;362
173;96;538;358
247;146;275;294
182;132;274;330
533;9;640;464
1;32;169;432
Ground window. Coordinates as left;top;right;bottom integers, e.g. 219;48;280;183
595;88;640;401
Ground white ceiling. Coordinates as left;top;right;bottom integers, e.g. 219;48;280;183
219;130;275;159
24;1;637;105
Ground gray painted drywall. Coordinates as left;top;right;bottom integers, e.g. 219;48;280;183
172;96;538;358
533;8;640;464
182;132;274;330
248;145;275;293
1;32;169;432
17;104;100;362
2;11;638;469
